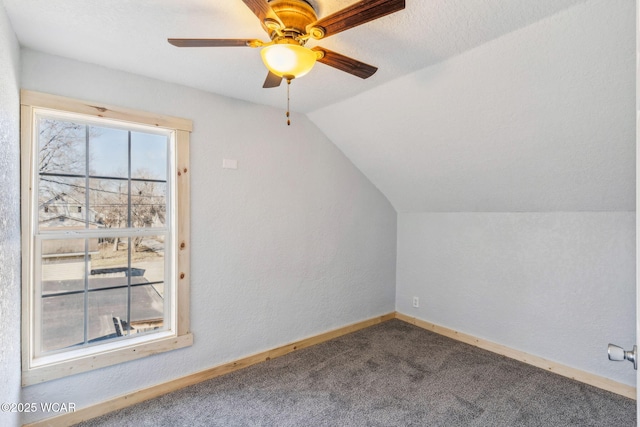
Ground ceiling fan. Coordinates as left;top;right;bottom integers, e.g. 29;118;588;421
168;0;406;88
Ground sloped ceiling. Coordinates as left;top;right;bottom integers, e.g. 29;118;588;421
4;0;635;212
309;0;636;212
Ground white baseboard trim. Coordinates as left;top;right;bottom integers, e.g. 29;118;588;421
394;312;636;400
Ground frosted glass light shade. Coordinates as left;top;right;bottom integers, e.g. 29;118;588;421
260;44;317;79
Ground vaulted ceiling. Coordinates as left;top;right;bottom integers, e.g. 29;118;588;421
4;0;635;212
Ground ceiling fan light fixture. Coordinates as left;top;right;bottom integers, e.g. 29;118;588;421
260;43;317;79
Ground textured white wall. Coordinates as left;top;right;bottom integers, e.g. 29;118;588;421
0;1;22;426
397;212;635;386
19;50;397;424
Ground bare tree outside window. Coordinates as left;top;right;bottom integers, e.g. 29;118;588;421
38;119;85;175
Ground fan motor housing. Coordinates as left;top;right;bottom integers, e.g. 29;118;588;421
267;0;318;37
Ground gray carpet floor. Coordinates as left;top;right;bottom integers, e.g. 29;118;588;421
76;319;636;426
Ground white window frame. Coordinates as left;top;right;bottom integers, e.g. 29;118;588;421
21;90;193;386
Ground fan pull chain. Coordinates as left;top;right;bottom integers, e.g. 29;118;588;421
286;78;291;126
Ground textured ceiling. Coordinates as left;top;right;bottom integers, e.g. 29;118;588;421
5;0;588;113
4;0;634;213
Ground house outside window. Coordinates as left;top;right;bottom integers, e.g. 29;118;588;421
21;91;193;385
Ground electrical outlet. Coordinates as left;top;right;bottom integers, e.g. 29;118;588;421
412;296;419;308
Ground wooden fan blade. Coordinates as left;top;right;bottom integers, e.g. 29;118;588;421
168;38;259;47
241;0;283;27
312;47;377;79
263;71;283;88
309;0;405;39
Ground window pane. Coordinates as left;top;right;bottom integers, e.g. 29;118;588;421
39;175;87;230
89;178;128;229
89;126;128;178
132;236;166;335
38;118;86;176
90;236;130;288
88;288;129;341
131;132;167;181
41;293;84;353
132;235;165;297
131;181;166;228
131;236;165;312
131;284;165;334
41;239;86;295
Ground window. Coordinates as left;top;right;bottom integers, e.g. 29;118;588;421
21;91;193;385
